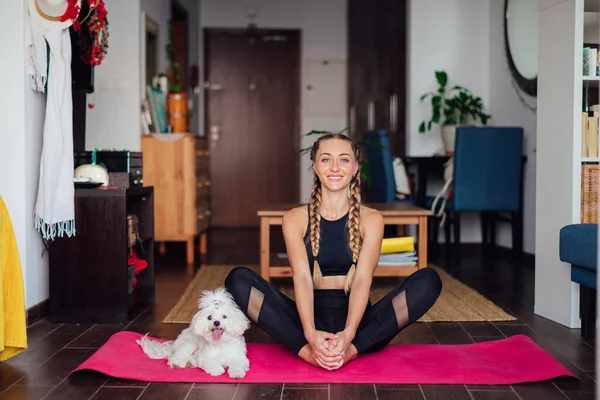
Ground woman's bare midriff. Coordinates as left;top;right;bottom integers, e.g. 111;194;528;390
314;275;347;290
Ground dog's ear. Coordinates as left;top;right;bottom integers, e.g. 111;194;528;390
191;309;208;336
228;301;251;337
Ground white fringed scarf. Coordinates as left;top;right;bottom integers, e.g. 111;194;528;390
26;14;76;240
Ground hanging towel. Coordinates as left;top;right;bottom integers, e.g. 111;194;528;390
0;196;27;361
32;25;76;240
25;8;48;93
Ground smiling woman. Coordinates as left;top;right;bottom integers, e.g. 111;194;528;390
224;132;442;373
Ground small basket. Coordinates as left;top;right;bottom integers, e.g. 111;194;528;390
581;164;599;223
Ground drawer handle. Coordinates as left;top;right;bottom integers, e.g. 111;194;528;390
197;214;204;220
197;182;204;188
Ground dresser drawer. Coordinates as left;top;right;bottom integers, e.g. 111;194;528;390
196;150;210;176
196;181;211;202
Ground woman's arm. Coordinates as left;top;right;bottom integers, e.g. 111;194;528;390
343;208;384;339
282;207;316;338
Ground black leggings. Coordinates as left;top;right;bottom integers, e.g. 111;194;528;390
224;266;442;355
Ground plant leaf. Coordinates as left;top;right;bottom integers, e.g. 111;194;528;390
432;108;441;123
305;130;329;136
419;121;426;133
420;92;435;101
435;71;448;88
360;161;371;186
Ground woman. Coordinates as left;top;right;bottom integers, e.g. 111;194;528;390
225;133;442;370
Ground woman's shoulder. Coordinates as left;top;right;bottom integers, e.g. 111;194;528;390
359;205;383;228
282;205;309;235
284;204;308;220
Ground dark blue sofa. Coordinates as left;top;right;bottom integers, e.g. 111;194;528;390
559;223;598;338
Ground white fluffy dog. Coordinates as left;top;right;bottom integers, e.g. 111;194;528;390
137;287;251;378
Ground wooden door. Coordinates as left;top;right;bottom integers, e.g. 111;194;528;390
204;29;300;227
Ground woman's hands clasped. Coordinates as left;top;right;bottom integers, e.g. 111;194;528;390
306;330;344;370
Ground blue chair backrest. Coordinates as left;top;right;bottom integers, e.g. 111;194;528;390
453;126;524;211
362;129;396;202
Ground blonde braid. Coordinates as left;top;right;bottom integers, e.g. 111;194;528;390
310;175;323;285
344;172;362;293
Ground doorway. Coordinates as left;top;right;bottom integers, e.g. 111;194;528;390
204;29;301;227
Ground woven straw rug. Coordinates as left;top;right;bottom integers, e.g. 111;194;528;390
162;264;516;324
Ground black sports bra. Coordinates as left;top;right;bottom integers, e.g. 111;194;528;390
304;209;355;276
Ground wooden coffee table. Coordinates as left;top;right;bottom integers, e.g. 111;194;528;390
257;203;432;281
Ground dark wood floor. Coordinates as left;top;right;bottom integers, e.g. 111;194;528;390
0;228;596;399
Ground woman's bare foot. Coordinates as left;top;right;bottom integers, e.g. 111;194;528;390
298;345;320;368
342;344;358;365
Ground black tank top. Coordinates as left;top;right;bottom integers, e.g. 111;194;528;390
304;209;355;276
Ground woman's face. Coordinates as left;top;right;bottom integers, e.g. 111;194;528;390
313;139;359;194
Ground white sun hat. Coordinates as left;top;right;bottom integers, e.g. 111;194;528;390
28;0;82;31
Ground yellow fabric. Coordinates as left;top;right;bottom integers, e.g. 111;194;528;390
0;196;27;361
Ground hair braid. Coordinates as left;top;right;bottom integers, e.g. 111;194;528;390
310;174;323;285
344;171;362;293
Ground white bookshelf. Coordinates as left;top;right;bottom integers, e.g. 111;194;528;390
536;0;598;329
583;76;600;86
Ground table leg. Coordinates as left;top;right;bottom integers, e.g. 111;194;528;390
186;235;194;265
418;216;428;269
260;217;270;282
199;231;207;256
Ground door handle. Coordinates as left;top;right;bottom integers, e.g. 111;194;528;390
390;94;398;132
367;101;374;131
203;81;223;91
210;125;220;148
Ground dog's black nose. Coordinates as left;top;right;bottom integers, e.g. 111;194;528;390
213;320;220;327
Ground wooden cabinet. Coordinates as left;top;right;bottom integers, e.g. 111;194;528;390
141;134;211;264
348;0;408;157
49;187;155;323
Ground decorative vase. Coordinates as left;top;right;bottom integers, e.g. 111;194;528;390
441;124;474;154
441;125;457;153
167;92;189;133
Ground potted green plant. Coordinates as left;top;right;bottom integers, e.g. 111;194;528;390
419;71;492;152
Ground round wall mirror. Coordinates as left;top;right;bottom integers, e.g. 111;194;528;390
504;0;538;96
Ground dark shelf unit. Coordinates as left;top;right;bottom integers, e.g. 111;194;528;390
49;187;155;324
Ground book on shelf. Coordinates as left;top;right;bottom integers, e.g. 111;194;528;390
381;236;415;254
583;47;599;77
378;250;417;267
581;111;599;158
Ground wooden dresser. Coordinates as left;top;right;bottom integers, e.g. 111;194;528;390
141;133;211;264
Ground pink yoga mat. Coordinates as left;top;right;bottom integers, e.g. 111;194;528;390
69;331;576;385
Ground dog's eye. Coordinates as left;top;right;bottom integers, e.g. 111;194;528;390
207;315;212;320
223;315;227;319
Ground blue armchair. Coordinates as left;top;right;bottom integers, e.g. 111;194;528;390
559;223;598;338
429;126;524;255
